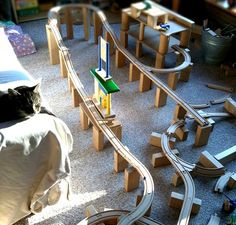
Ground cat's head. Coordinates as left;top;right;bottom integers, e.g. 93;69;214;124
8;82;42;117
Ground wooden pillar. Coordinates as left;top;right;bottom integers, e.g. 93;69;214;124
173;104;187;121
115;50;125;68
179;63;193;82
120;30;128;48
158;34;169;54
139;73;152;92
93;12;102;44
155;52;165;68
180;30;191;48
59;50;67;78
129;63;140;81
195;124;212;147
72;87;82;107
167;72;179;90
105;31;114;55
136;41;142;58
65;7;73;39
80;104;90;130
93;126;104;151
121;10;130;31
124;167;140;192
82;7;90;41
114;151;128;173
46;24;60;65
155;88;167;107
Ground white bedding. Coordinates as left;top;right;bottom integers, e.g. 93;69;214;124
0;114;73;225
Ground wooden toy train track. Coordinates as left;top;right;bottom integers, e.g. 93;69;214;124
46;3;234;225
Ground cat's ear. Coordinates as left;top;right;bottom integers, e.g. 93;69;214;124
33;78;42;93
8;88;21;96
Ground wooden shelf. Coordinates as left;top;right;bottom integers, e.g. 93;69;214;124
11;0;54;23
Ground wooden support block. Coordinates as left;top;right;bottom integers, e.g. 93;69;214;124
105;31;114;55
139;73;152;92
85;205;105;225
227;173;236;189
179;64;192;82
46;24;59;65
124;166;140;192
136;41;142;58
114;151;128;173
171;172;183;187
150;132;176;148
68;77;73;92
93;12;102;44
136;195;151;216
199;151;224;169
120;30;128;48
175;125;189;141
169;192;202;214
64;8;73;39
224;97;236;117
206;118;215;131
139;22;145;41
152;149;179;167
155;88;167;108
194;124;212;147
93;126;104;151
214;145;236;164
129;63;140;82
121;10;130;31
93;119;122;151
82;7;90;41
167;72;178;90
155;52;165;68
115;50;125;68
59;50;67;78
179;30;191;47
158;34;169;54
173;104;187;121
72;87;82;107
80;103;90;130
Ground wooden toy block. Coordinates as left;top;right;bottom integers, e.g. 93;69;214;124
214;145;236;164
227;173;236;189
120;30;128;48
147;8;168;28
115;50;126;68
82;7;90;41
158;34;169;55
139;22;145;41
169;192;202;214
72;87;82;107
155;52;165;68
171;172;183;187
173;104;187;121
93;126;104;151
59;50;67;78
150;132;176;148
155;88;167;108
152;149;179;167
136;41;143;58
224;97;236;117
114;151;129;172
167;72;178;90
121;9;130;31
194;124;212;147
179;30;191;47
46;24;60;65
130;2;146;18
124;166;140;192
139;73;152;92
214;172;232;193
129;63;140;82
179;63;192;82
207;214;221;225
93;119;122;151
93;12;102;44
136;194;152;216
68;77;73;92
199;151;224;169
65;8;73;40
85;205;105;225
105;31;114;55
174;125;189;141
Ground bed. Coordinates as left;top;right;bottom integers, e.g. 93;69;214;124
0;27;73;225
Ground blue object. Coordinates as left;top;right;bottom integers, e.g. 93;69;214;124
0;70;31;84
160;23;170;30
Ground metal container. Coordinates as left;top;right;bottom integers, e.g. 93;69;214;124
202;29;233;65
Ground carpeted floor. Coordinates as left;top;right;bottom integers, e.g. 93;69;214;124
14;12;236;225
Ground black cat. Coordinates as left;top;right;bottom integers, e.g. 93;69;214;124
0;83;42;123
